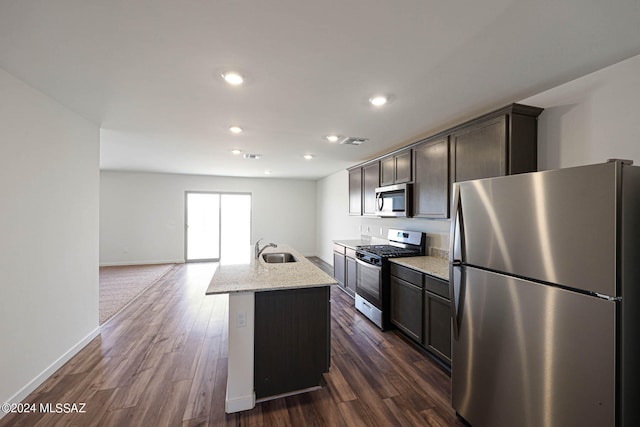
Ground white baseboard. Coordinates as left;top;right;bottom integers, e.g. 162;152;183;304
0;327;100;419
99;259;185;267
225;392;256;414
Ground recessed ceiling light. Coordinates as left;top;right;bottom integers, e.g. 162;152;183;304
303;154;314;160
369;95;388;106
222;72;244;86
229;126;243;134
264;170;272;175
231;149;242;155
326;135;339;143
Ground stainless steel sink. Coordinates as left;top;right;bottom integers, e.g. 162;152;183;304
262;252;297;263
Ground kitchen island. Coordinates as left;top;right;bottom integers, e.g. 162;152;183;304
206;244;337;413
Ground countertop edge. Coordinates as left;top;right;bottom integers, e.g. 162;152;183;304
389;256;449;281
332;239;370;250
206;244;338;295
206;281;337;295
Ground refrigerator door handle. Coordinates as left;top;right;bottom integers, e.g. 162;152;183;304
449;184;460;263
449;184;462;340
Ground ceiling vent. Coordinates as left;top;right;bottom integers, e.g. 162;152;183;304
243;153;262;159
339;136;369;146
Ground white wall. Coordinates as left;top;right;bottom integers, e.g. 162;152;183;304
0;68;100;406
315;170;362;263
100;171;317;265
316;54;640;265
522;54;640;170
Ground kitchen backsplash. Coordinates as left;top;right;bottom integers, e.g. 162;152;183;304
429;247;449;260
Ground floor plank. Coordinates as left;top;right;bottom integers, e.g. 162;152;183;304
0;259;463;427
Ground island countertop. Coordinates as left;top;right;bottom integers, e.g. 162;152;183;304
206;244;337;295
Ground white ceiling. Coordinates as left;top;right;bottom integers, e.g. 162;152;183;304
2;1;640;179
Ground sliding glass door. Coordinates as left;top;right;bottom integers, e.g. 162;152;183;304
185;192;251;262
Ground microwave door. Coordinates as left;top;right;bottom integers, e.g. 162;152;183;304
379;193;395;216
388;192;403;213
375;183;411;217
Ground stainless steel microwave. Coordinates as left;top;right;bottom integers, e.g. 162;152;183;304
375;183;413;217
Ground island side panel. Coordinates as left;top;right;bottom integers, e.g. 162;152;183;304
254;286;330;399
225;292;256;413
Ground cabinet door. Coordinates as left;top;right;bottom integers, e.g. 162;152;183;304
380;156;395;186
394;149;412;183
362;162;380;215
413;137;449;218
390;276;423;342
381;150;412;186
451;115;507;184
345;256;357;297
423;290;451;363
333;252;345;287
348;168;362;215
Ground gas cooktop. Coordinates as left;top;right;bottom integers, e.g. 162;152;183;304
357;244;422;259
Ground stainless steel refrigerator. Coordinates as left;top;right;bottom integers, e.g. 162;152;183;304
449;160;640;427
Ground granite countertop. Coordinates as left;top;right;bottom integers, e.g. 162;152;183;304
333;239;371;250
206;244;337;295
390;256;449;281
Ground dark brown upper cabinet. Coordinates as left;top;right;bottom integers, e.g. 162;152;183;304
362;161;380;216
413;136;449;218
380;149;412;186
450;104;543;186
348;167;362;215
346;103;542;218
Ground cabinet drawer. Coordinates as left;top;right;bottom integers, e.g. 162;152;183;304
333;244;346;255
345;247;356;259
424;275;449;300
390;263;422;287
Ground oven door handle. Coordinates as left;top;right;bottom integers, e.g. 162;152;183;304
356;258;381;270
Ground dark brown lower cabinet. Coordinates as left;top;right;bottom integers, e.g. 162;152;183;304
390;276;423;342
345;255;357;296
423;290;452;363
333;244;356;298
390;263;452;366
333;250;345;287
254;286;330;399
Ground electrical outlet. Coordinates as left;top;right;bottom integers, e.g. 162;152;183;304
236;311;247;328
379;227;384;235
366;226;370;233
123;246;129;253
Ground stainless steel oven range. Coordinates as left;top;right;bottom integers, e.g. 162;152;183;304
355;229;425;329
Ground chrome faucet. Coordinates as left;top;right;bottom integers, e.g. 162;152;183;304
255;238;277;259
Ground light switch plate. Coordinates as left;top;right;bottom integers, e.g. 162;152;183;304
237;311;247;328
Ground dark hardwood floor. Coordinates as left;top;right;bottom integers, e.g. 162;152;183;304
0;260;462;426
